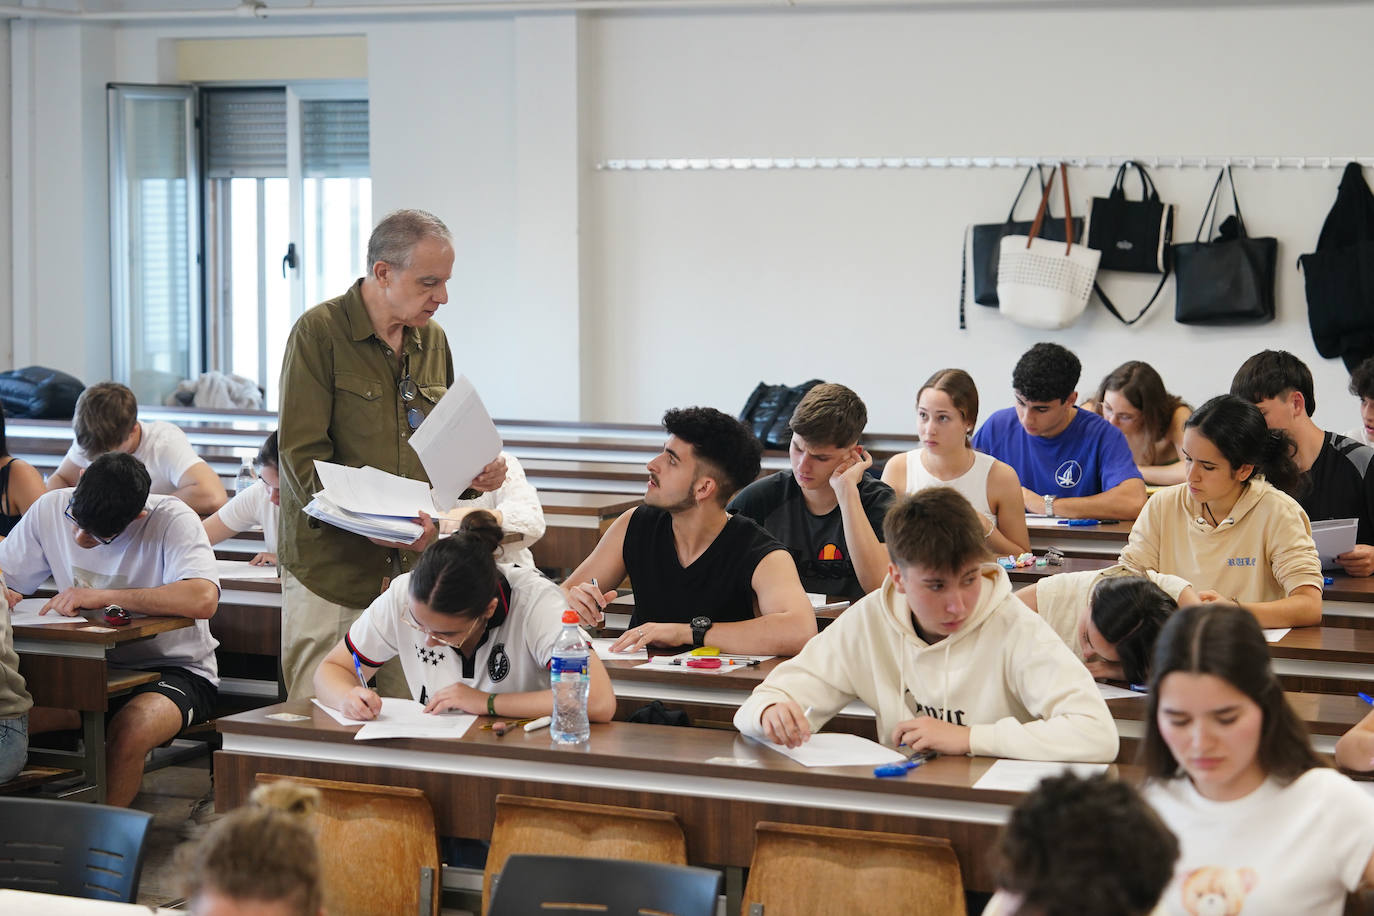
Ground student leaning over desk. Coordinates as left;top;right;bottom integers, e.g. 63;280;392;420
734;487;1118;762
314;510;615;723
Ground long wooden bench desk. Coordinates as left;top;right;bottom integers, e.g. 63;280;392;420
14;613;193;802
215;699;1110;892
1024;519;1131;558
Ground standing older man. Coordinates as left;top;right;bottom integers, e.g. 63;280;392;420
278;209;504;699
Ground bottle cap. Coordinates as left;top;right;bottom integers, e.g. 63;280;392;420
561;610;578;624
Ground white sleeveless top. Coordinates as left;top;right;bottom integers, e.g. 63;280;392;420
903;448;996;523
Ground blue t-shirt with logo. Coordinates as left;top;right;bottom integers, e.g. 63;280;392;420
971;406;1142;498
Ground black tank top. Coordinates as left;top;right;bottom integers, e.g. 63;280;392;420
0;462;21;536
621;506;784;627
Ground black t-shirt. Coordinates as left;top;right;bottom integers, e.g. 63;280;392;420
1301;431;1374;543
727;469;894;599
621;505;785;627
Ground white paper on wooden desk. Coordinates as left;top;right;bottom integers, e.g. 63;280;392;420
1262;627;1291;643
1313;517;1358;569
215;559;279;580
408;375;503;512
314;461;435;517
751;733;906;768
591;638;648;661
972;759;1108;792
1097;682;1146;700
311;696;476;740
8;597;73;626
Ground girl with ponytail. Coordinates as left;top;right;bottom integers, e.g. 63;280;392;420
314;510;616;722
1118;395;1323;629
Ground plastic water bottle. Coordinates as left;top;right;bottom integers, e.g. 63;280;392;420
550;610;590;745
234;462;256;496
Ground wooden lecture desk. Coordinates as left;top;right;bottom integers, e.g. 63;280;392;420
1024;518;1131;558
530;492;641;574
216;700;1128;893
13;612;192;802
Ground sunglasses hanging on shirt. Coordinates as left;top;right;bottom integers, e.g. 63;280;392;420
398;354;423;430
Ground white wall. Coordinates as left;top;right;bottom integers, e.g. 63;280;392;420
581;3;1374;434
9;2;1374;433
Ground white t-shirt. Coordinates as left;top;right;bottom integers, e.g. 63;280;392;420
346;563;582;704
0;489;221;684
63;420;206;496
1144;768;1374;916
216;479;278;553
1035;566;1192;666
442;452;545;569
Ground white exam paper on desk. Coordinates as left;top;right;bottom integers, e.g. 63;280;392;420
8;597;71;626
408;375;503;511
973;759;1108;792
311;697;476;741
592;638;648;661
1096;682;1145;700
215;559;279;580
1262;628;1291;643
753;733;906;768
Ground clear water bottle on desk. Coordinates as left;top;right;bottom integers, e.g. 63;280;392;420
234;462;256;496
550;610;590;745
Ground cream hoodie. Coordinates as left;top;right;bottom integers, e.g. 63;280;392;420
1118;479;1322;603
733;564;1119;762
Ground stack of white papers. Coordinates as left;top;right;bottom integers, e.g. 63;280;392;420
303;376;503;541
1312;518;1358;569
311;697;476;741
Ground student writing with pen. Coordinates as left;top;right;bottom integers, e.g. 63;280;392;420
313;511;616;723
733;488;1117;762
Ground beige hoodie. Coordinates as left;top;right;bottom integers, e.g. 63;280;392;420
733;564;1119;762
1118;479;1322;603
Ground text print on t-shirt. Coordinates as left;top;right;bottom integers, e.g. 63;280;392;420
907;698;966;726
1226;557;1258;567
72;567;132;591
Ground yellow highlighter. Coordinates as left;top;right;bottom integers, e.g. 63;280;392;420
690;646;719;657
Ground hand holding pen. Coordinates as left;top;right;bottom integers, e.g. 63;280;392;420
565;576;618;628
761;701;813;748
344;649;382;721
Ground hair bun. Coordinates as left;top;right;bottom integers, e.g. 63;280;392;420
458;509;504;553
249;781;321;819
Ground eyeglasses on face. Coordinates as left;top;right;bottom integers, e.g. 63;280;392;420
403;607;481;649
64;500;118;545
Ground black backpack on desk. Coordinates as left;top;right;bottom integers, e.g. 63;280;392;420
0;366;85;419
739;379;823;450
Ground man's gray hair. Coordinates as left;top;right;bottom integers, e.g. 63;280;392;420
366;209;452;272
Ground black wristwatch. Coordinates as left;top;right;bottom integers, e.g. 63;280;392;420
690;615;712;648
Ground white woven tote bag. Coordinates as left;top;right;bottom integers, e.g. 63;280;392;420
997;163;1101;330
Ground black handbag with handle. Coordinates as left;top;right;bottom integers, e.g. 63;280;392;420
1087;161;1175;326
1172;167;1277;325
958;166;1084;328
1300;162;1374;370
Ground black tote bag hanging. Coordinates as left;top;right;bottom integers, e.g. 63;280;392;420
1172;166;1277;326
1087;161;1175;325
959;166;1085;327
1299;162;1374;370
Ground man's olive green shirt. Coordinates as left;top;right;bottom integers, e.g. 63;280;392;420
278;279;454;608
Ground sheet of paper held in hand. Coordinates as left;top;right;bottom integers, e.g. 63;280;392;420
1312;517;1358;569
972;759;1109;792
311;697;476;741
7;597;72;626
753;733;907;768
408;374;504;511
313;461;435;518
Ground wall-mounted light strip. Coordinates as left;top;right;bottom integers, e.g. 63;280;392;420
598;155;1374;172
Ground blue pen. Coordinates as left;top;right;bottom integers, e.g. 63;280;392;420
1324;576;1335;586
1358;692;1374;707
351;649;370;692
1057;519;1103;527
875;749;935;778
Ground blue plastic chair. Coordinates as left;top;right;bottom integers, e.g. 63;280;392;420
488;853;722;916
0;797;153;901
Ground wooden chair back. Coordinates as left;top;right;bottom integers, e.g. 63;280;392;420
488;854;721;916
256;773;440;916
483;794;688;913
742;821;966;916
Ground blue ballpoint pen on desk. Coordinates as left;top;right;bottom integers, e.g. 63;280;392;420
874;750;935;778
1057;519;1104;527
1358;692;1374;707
